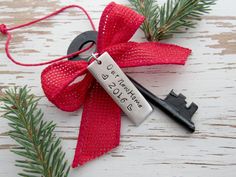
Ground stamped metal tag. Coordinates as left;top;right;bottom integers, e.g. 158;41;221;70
87;52;153;125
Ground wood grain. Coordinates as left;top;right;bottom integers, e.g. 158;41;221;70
0;0;236;177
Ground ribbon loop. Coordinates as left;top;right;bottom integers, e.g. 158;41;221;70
97;2;145;53
41;60;92;112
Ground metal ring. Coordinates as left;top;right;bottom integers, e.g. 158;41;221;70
67;31;98;61
88;53;101;64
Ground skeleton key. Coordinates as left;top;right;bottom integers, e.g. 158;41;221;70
128;76;198;132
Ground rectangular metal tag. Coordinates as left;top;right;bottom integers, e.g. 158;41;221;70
87;52;153;125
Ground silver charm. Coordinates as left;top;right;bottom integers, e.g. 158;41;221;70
87;52;153;125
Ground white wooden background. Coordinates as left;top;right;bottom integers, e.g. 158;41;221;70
0;0;236;176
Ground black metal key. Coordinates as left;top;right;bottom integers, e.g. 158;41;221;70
128;76;198;132
67;31;198;132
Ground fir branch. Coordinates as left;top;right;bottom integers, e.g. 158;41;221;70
129;0;160;41
129;0;216;41
0;86;70;177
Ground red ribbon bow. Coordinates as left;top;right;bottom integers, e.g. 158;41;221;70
41;2;191;167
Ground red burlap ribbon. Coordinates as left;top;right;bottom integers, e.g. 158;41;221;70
41;2;191;167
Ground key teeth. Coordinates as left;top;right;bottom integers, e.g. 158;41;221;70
170;90;186;100
166;90;187;105
161;90;198;132
165;90;198;119
188;102;198;116
170;90;177;97
179;93;186;100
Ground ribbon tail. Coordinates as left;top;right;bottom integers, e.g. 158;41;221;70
72;82;121;167
104;42;191;68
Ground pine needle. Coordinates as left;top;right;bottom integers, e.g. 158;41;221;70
129;0;216;41
0;86;70;177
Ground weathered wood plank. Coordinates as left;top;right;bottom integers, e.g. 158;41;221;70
0;0;236;177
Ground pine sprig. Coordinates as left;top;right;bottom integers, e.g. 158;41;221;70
129;0;160;41
0;86;70;177
129;0;216;41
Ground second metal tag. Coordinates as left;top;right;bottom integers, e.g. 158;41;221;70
87;52;153;125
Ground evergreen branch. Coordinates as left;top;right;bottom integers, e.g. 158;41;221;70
129;0;160;41
129;0;216;41
0;86;70;177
